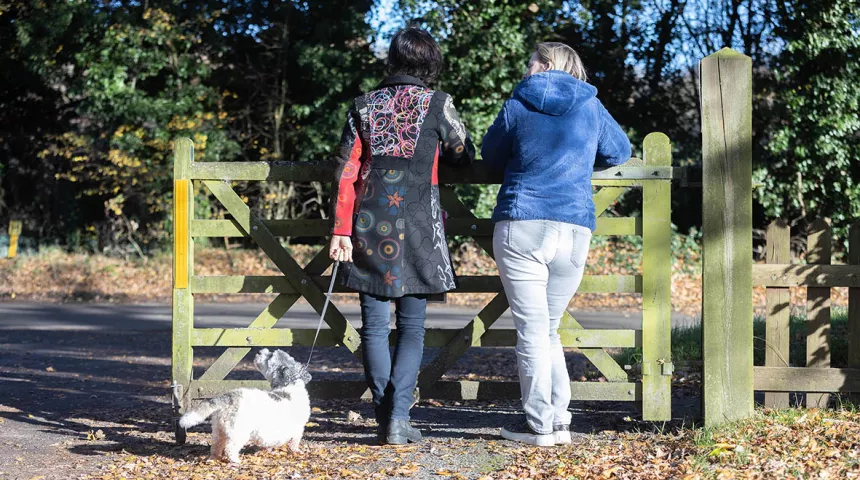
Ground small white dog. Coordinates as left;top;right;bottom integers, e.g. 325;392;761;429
179;349;312;463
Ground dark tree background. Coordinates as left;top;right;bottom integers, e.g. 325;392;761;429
0;0;857;255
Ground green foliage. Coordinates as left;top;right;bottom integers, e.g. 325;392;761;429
45;7;239;252
217;0;377;164
403;1;562;213
1;0;858;254
213;0;377;223
758;0;860;245
0;0;375;252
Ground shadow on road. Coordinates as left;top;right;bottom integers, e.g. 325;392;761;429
0;323;702;478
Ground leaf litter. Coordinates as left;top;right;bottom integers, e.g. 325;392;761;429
81;407;860;479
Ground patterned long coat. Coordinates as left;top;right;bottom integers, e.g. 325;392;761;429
330;75;475;298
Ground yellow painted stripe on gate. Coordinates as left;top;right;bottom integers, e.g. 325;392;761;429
174;180;189;288
7;221;21;258
7;236;18;258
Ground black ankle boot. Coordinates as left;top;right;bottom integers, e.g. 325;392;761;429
374;404;390;444
386;419;422;445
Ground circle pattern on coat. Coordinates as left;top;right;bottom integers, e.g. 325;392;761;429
341;162;359;180
355;237;367;252
383;169;405;184
396;218;406;230
355;211;375;233
377;221;392;237
378;239;401;261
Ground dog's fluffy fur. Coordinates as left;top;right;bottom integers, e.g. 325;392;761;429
179;349;312;463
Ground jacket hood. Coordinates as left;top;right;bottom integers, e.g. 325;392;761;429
513;70;597;116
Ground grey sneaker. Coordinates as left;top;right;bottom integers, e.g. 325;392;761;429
553;424;572;445
386;419;422;445
500;419;555;447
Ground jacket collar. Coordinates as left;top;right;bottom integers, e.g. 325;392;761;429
378;74;427;89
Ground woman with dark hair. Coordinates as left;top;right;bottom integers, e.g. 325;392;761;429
328;27;475;445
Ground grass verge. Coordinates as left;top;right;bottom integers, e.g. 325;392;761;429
493;407;860;478
613;308;850;368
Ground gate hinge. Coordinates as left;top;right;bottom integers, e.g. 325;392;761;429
642;361;674;376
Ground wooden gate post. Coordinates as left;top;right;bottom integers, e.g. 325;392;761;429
641;132;672;421
172;138;195;444
701;48;754;426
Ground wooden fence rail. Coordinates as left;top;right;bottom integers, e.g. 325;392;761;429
756;220;860;405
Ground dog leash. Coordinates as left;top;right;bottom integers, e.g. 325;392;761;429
304;260;339;371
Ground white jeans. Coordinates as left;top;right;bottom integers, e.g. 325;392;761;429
494;220;591;434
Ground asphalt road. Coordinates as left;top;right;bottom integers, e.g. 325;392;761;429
0;302;699;331
0;302;701;478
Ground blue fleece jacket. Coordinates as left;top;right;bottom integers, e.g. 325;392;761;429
482;70;632;231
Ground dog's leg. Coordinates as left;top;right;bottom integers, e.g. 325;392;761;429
210;423;226;461
287;436;302;452
224;432;248;464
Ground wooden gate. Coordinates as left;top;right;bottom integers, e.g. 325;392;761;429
171;132;673;443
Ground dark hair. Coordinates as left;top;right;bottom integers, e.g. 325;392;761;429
387;27;443;84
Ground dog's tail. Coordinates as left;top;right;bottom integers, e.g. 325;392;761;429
179;396;229;428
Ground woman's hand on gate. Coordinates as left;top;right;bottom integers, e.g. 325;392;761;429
329;235;353;263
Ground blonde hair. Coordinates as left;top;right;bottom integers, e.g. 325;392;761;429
535;42;588;81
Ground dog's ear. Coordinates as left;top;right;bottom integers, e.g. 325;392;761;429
273;349;294;364
259;348;271;356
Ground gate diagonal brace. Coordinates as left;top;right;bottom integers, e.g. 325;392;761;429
203;181;361;354
427;185;635;392
196;248;338;382
592;187;628;217
197;293;299;382
417;292;510;391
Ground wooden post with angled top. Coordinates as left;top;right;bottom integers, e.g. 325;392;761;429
641;132;672;421
764;220;790;408
806;219;831;408
172;137;195;444
701;48;754;426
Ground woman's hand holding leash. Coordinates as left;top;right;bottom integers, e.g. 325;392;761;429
329;235;353;263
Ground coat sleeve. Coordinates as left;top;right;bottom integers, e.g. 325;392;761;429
595;102;632;167
481;100;514;170
330;107;364;236
438;94;476;167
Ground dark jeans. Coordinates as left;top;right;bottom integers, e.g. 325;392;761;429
359;293;427;422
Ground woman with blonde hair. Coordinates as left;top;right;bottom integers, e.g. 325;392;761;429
482;42;631;446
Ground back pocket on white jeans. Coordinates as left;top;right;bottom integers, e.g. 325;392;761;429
570;229;591;268
506;220;546;256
